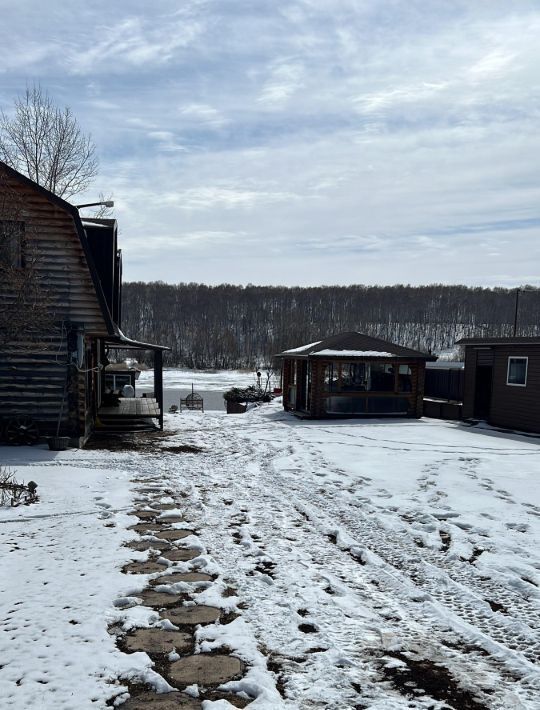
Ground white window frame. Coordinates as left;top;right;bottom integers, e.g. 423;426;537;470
506;356;528;387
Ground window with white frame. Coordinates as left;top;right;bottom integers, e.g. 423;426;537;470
506;357;528;386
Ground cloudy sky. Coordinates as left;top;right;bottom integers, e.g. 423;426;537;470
1;0;539;287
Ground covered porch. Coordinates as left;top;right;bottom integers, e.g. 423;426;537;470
96;333;169;433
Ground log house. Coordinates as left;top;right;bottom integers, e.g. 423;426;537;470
0;161;168;445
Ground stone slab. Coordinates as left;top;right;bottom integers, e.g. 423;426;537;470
134;487;170;494
160;548;199;562
128;522;163;534
118;690;200;709
123;628;192;655
153;529;194;541
122;561;167;575
130;510;158;520
151;503;178;511
140;590;184;608
125;540;172;553
156;515;184;523
163;605;220;626
169;654;243;686
150;572;213;586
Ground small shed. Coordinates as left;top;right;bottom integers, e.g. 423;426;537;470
456;336;540;433
276;332;436;418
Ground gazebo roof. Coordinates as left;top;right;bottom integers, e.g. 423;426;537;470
277;331;437;360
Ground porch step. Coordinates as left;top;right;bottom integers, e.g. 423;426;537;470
95;416;158;434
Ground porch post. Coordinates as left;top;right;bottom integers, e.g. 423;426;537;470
154;349;164;429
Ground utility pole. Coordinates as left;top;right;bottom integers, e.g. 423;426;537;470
513;288;520;337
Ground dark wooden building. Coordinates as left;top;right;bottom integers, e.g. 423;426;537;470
277;332;436;418
457;336;540;433
0;161;168;445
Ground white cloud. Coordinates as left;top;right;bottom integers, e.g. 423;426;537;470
258;60;305;106
178;103;228;128
67;14;204;74
468;50;516;80
1;1;539;287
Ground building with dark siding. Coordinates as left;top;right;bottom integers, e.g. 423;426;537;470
0;160;168;445
457;337;540;434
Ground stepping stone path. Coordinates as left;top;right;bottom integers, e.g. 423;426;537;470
169;654;243;685
150;572;212;586
162;605;221;626
156;515;184;523
112;477;252;708
122;560;166;574
131;510;158;520
125;540;172;552
139;590;185;608
118;691;200;709
128;522;161;533
153;529;194;541
160;548;199;562
123;628;192;654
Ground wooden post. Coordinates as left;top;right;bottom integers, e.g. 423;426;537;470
282;359;291;409
154;349;164;430
414;362;425;417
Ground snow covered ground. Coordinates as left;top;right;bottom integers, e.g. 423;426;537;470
1;403;540;708
0;448;158;709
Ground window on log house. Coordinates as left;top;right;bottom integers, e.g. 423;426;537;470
0;220;25;268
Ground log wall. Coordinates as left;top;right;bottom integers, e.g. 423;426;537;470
0;170;108;440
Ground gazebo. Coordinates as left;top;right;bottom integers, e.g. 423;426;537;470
276;332;436;418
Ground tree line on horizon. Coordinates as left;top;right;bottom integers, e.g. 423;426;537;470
120;282;540;369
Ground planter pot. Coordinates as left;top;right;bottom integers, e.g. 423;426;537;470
48;436;70;451
226;401;247;414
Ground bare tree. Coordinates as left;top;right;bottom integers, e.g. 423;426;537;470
91;192;115;219
0;85;98;199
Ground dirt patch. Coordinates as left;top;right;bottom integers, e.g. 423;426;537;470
266;655;287;698
381;652;491;709
255;560;276;577
160;445;203;454
85;429;176;453
486;599;508;615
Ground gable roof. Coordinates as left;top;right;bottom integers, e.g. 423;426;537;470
277;331;436;360
0;160;116;335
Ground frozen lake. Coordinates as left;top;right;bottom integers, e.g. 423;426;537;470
136;368;271;411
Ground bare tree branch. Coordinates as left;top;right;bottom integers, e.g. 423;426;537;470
0;84;98;199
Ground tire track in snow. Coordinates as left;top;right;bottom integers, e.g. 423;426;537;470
175;422;537;708
228;424;540;704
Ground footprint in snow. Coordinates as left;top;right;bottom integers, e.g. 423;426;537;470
506;522;529;532
298;622;319;634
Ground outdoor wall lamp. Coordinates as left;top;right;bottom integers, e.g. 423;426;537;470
75;200;114;209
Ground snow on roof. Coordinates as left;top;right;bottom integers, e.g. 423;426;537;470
312;349;395;357
282;340;322;353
